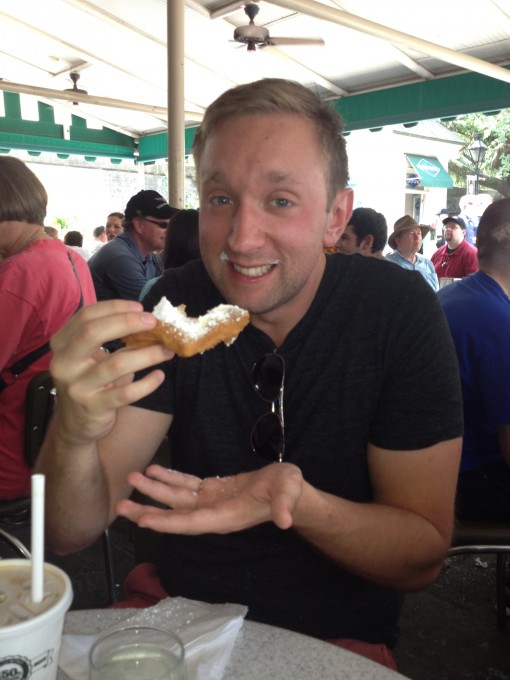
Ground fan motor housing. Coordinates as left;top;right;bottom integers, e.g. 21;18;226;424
234;24;269;43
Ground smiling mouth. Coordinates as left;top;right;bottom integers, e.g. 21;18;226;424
220;251;279;278
232;262;277;277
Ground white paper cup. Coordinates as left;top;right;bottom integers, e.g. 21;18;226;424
0;559;73;680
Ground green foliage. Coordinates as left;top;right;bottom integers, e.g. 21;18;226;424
52;215;78;231
443;111;510;197
52;216;70;231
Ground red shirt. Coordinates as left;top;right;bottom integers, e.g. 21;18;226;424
0;239;96;499
431;239;478;279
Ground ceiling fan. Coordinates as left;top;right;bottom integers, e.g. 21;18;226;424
63;71;88;105
233;3;324;51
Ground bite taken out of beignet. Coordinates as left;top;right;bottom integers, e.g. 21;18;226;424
121;296;250;357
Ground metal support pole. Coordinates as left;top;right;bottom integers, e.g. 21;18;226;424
167;0;185;208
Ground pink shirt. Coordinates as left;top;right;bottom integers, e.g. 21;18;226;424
0;239;96;499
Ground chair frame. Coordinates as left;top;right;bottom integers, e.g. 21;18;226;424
448;520;509;628
0;526;31;559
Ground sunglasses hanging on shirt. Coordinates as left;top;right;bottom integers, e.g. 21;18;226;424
251;352;285;463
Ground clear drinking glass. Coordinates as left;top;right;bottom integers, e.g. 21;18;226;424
89;625;186;680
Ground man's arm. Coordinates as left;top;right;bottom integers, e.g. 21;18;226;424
35;299;174;553
40;406;171;554
292;438;461;590
117;436;462;591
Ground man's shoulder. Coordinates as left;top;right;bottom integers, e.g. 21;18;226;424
384;250;405;268
88;237;132;267
460;240;478;254
415;252;434;268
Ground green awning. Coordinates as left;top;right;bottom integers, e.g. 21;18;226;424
406;154;453;188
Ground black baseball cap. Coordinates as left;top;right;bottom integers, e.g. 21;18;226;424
124;190;178;221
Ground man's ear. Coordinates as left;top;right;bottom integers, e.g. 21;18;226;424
131;218;144;236
360;234;374;254
323;188;354;249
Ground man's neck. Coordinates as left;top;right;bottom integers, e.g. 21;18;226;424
482;267;510;299
398;249;417;264
446;240;462;252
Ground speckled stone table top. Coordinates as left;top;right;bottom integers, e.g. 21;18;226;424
59;607;409;680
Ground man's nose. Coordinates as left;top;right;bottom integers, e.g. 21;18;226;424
228;202;265;250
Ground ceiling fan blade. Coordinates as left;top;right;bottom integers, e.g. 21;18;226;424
265;37;325;47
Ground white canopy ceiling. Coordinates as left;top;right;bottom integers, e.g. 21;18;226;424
0;0;509;140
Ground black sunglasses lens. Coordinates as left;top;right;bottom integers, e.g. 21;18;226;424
251;412;284;461
252;353;284;402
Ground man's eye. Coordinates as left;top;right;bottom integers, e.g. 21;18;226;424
271;198;292;208
211;196;233;206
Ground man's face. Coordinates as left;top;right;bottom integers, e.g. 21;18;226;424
336;224;360;254
396;228;422;258
134;216;169;253
444;220;465;248
106;216;124;241
197;113;352;332
461;198;477;219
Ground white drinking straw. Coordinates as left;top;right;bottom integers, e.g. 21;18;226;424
31;473;45;603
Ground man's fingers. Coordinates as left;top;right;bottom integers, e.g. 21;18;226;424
72;344;173;394
123;500;257;535
144;466;202;492
50;300;157;363
125;470;201;508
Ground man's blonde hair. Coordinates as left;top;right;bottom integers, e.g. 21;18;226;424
192;78;349;209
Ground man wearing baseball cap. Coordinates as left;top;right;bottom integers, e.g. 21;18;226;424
88;190;179;302
431;216;478;281
386;215;439;291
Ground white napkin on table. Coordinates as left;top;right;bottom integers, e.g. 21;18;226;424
59;596;247;680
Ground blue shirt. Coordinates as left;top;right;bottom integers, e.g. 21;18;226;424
438;272;510;471
385;250;439;291
458;212;478;245
88;230;162;301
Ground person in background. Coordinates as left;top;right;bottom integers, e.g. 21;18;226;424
139;208;201;301
431;216;478;281
434;209;458;248
88;190;178;302
105;212;124;241
458;193;493;245
386;215;439;291
43;226;59;239
438;198;510;521
0;157;95;503
37;79;462;670
64;230;92;262
335;207;387;258
91;225;106;253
